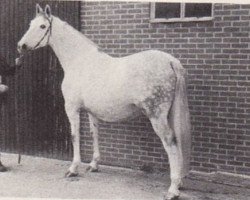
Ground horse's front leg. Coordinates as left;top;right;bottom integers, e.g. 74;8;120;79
65;103;81;177
86;113;100;172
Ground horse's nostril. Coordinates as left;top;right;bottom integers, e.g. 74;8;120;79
22;43;27;50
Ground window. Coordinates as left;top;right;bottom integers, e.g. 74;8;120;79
150;3;213;23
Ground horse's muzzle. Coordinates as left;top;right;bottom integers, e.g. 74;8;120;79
17;43;28;54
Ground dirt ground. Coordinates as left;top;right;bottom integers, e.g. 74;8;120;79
0;153;249;200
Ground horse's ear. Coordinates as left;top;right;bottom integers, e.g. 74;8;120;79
45;5;52;18
36;4;43;16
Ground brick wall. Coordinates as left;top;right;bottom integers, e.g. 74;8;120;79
79;1;250;176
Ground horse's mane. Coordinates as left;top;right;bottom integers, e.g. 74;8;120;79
54;16;99;50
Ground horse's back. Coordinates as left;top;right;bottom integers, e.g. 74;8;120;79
119;50;181;106
122;50;181;70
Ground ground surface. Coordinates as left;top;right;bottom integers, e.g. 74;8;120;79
0;153;249;200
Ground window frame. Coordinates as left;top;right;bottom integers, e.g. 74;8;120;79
150;2;214;23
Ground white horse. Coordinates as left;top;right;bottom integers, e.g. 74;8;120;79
17;5;191;200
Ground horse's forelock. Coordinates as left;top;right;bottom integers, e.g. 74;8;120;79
35;11;45;17
31;14;50;25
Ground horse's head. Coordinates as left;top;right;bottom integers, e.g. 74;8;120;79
17;4;53;54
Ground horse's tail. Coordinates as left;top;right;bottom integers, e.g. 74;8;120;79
169;61;191;178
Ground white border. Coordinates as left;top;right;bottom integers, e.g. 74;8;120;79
79;0;250;4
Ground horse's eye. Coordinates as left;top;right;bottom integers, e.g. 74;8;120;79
40;24;46;29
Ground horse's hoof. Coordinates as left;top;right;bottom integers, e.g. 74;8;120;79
164;192;180;200
65;171;78;178
85;166;99;173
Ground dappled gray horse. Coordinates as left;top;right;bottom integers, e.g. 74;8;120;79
17;4;191;200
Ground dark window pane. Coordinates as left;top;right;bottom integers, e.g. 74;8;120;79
185;3;212;18
155;3;181;19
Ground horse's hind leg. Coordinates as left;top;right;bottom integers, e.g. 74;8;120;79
65;103;81;177
86;113;100;172
147;104;183;200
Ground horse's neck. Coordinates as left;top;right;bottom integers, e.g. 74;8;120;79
49;17;100;71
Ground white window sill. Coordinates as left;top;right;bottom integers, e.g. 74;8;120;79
150;16;214;23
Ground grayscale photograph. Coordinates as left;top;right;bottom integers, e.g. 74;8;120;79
0;0;249;200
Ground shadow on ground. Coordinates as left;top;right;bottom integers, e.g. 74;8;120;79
0;153;249;200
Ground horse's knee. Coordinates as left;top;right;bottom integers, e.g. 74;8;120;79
71;134;76;143
65;108;80;134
